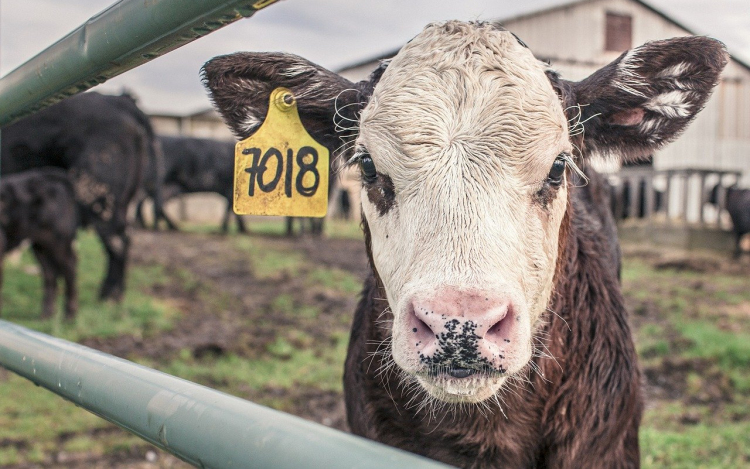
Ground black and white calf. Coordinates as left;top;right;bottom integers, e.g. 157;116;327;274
203;22;726;468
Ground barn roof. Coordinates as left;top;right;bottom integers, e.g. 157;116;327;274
336;0;750;74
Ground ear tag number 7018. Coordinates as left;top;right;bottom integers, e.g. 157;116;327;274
233;87;329;217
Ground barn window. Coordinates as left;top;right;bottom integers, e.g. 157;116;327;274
605;13;632;52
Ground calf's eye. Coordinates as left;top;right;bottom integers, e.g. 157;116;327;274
359;153;377;183
547;157;566;186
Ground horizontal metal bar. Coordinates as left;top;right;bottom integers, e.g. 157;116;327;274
0;0;276;126
0;320;451;469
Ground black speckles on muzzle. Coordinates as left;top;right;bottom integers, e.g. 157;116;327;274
419;319;502;374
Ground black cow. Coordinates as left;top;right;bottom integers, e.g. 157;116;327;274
610;178;664;220
710;184;750;258
135;135;245;233
1;92;157;300
0;168;78;318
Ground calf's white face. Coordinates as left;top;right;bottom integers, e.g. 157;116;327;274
356;23;571;402
202;21;727;405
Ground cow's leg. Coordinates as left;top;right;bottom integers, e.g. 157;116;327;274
221;199;232;234
31;245;58;319
59;244;78;319
134;196;148;228
95;219;129;301
285;217;294;237
235;213;247;234
152;202;179;231
0;243;5;316
733;232;743;259
152;185;180;231
311;218;325;237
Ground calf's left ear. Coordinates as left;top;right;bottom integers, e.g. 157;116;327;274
201;52;378;153
549;36;728;161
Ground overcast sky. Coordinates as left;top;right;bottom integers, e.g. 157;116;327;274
1;0;748;115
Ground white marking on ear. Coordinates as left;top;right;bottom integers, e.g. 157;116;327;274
613;49;648;98
240;112;261;134
639;117;661;134
644;91;693;118
656;62;692;79
280;63;318;78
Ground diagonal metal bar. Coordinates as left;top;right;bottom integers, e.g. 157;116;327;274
0;320;452;469
0;0;277;126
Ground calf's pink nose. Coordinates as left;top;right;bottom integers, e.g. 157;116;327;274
407;289;517;370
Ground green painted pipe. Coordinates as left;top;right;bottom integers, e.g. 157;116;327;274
0;320;452;468
0;0;276;126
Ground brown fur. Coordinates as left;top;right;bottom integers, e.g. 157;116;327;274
345;169;641;468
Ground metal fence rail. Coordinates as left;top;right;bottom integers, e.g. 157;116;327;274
0;0;276;126
0;320;449;469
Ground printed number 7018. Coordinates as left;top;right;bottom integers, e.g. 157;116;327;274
242;146;320;198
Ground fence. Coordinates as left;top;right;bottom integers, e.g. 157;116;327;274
609;168;743;228
0;320;447;468
0;1;449;467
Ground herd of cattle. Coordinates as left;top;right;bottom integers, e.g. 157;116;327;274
0;92;269;318
0;89;352;319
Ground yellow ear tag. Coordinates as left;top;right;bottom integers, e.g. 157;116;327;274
233;88;329;217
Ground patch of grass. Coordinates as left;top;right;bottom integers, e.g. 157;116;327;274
232;236;304;279
247;219;288;237
0;372;114;462
270;293;320;319
677;320;750;369
641;421;750;468
324;219;363;240
1;230;179;342
153;330;349;397
306;267;362;295
636;323;671;359
623;253;750;467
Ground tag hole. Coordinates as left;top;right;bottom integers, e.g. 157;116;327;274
283;94;294;105
242;149;252;155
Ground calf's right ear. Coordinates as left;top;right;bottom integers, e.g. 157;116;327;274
201;52;373;151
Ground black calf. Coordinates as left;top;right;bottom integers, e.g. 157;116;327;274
0;169;78;318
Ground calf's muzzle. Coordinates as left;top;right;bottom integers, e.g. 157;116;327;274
406;288;527;376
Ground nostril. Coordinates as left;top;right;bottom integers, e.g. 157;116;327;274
485;306;513;341
409;306;437;348
413;315;430;334
487;320;503;336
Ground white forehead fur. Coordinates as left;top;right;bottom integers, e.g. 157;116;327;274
360;21;570;191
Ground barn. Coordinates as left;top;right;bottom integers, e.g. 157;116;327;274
337;0;750;231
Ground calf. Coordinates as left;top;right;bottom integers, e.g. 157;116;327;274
203;22;726;468
710;184;750;258
135;135;244;233
2;92;157;300
0;168;78;318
